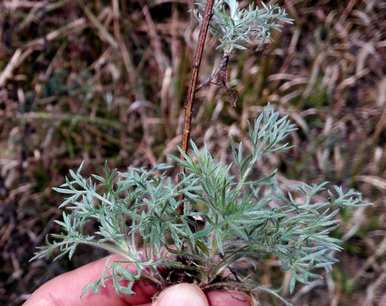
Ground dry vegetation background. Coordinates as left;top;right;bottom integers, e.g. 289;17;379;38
0;0;385;305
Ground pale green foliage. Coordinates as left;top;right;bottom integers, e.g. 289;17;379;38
33;106;367;303
194;0;292;53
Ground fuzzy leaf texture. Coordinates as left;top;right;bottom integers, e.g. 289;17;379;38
194;0;293;53
33;106;368;304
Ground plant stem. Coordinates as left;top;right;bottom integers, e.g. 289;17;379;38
181;0;215;153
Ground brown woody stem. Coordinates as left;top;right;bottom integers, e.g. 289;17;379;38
181;0;215;153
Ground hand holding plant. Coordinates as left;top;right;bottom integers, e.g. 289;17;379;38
29;2;368;306
24;255;250;306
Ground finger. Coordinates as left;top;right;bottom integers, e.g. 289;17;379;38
207;290;251;306
154;283;209;306
123;278;159;305
23;255;158;306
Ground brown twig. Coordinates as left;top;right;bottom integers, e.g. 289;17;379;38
181;0;215;153
196;54;230;91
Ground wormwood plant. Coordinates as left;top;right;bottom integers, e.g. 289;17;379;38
33;107;366;304
33;1;367;305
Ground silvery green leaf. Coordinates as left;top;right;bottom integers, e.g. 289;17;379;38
34;105;366;304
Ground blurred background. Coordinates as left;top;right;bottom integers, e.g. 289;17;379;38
0;0;385;305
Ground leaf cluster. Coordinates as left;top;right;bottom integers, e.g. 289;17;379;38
194;0;293;53
33;106;368;303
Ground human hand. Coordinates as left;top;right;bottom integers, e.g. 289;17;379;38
24;256;250;306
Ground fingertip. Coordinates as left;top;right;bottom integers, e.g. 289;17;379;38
154;283;209;306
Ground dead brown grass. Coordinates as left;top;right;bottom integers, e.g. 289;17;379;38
0;1;385;305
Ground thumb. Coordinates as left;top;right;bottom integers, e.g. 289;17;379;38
154;283;209;306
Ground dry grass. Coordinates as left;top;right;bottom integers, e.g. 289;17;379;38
0;1;385;305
